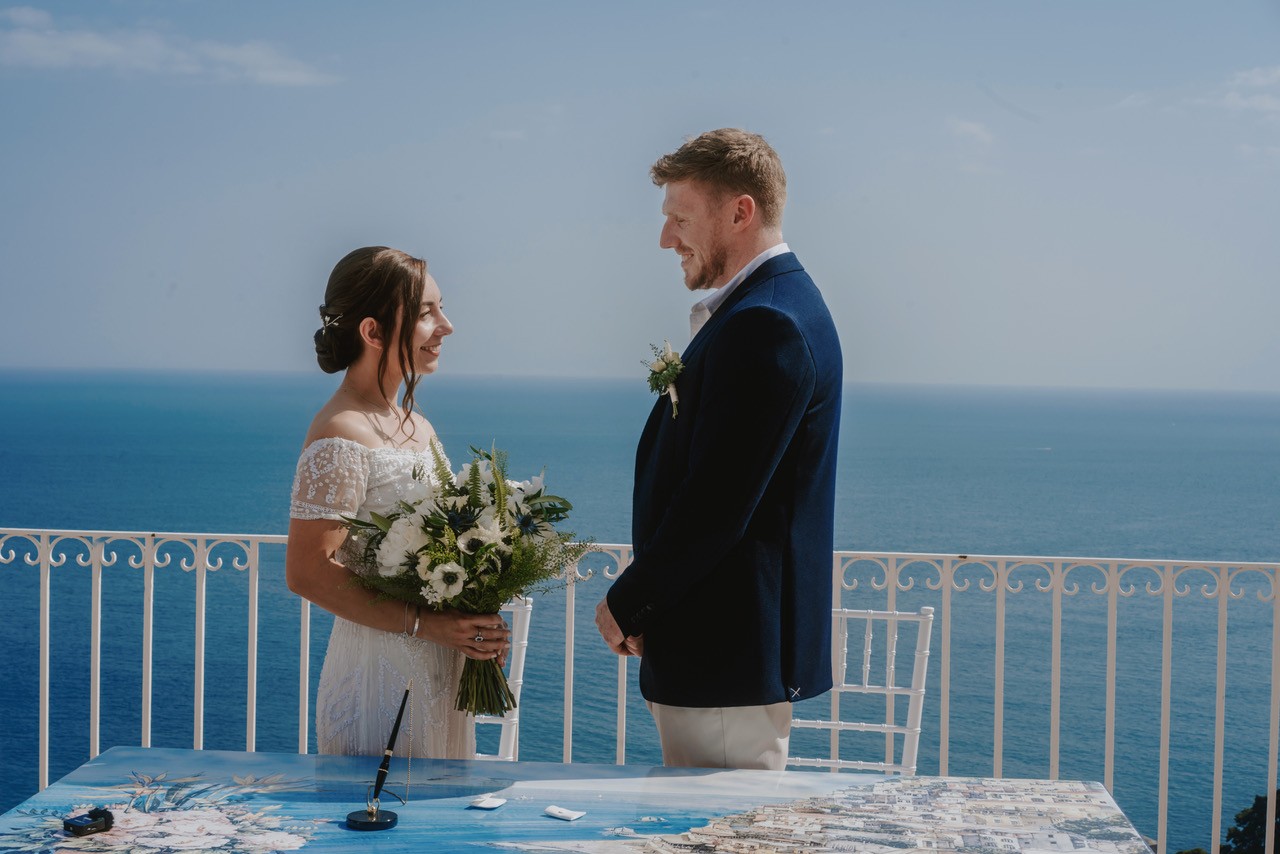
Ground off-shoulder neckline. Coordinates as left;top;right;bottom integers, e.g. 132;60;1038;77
299;435;441;458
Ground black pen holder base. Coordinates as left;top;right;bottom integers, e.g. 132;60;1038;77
346;808;398;831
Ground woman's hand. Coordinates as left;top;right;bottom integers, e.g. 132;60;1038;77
419;609;511;666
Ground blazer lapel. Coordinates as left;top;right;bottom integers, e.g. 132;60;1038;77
680;252;801;365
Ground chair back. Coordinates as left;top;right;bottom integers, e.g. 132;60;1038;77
473;596;532;761
789;606;934;774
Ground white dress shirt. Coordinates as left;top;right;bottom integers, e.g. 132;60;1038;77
689;243;791;339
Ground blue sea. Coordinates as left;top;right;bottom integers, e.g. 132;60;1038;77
2;370;1278;852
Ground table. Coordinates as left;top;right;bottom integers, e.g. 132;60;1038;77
0;746;1150;852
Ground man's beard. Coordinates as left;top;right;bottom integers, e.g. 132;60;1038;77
687;242;729;291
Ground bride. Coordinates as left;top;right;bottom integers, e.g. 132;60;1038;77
286;246;509;759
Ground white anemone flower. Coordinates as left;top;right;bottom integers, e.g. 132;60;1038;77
457;511;506;555
429;561;466;600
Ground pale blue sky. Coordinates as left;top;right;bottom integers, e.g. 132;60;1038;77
1;2;1277;390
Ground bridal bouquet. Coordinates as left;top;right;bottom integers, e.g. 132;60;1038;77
343;444;588;716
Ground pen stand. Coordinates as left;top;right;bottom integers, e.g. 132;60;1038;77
346;785;407;831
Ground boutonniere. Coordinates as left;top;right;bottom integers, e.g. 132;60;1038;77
645;340;685;418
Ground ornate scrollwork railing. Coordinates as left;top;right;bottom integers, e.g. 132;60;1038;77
3;530;1277;854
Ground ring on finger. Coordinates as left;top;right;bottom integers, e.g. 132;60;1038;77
474;634;484;643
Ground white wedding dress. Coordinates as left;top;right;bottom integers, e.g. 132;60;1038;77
289;436;474;760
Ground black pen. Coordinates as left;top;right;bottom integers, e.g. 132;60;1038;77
371;686;410;804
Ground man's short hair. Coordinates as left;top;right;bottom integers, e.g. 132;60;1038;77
651;128;787;228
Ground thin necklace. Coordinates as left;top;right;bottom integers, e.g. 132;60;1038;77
340;383;397;416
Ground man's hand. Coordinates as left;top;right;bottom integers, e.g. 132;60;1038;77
595;598;643;656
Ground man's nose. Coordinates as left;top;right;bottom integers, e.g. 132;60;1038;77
659;221;677;249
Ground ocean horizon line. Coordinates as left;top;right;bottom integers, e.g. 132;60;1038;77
2;365;1278;399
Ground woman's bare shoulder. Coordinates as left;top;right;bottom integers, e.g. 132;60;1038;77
303;405;382;449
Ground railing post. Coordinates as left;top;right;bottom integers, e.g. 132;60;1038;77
993;559;1007;778
563;562;577;764
246;540;259;752
939;556;953;776
141;533;155;748
38;533;50;792
1210;566;1231;854
193;539;207;750
298;598;310;754
1157;563;1174;854
1049;560;1062;780
89;538;103;759
1104;561;1119;793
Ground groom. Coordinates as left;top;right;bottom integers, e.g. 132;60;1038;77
595;128;843;770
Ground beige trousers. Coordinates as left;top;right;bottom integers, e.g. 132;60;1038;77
647;700;792;770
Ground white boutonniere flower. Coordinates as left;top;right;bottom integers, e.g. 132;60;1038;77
645;340;685;418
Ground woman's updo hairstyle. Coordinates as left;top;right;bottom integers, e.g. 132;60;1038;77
314;246;428;419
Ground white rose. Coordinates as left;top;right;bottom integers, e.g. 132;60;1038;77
374;531;408;575
454;459;495;490
375;516;429;574
651;358;667;372
402;475;437;505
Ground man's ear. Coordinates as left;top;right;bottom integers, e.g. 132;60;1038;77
731;194;757;229
358;316;384;350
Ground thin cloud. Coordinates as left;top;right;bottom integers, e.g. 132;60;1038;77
0;6;337;86
1230;66;1280;88
949;118;995;145
1197;66;1280;119
1222;91;1280;115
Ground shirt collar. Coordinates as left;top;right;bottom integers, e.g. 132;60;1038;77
696;242;790;316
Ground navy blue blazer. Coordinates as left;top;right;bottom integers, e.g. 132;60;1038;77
606;252;843;707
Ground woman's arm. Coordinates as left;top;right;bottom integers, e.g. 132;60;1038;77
285;516;509;660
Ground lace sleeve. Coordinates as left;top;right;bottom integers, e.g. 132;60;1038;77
290;438;370;521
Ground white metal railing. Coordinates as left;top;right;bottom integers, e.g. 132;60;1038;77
1;528;1277;854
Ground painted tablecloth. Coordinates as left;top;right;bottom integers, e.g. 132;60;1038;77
0;746;1150;852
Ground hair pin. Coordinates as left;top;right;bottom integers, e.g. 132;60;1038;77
319;305;343;329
